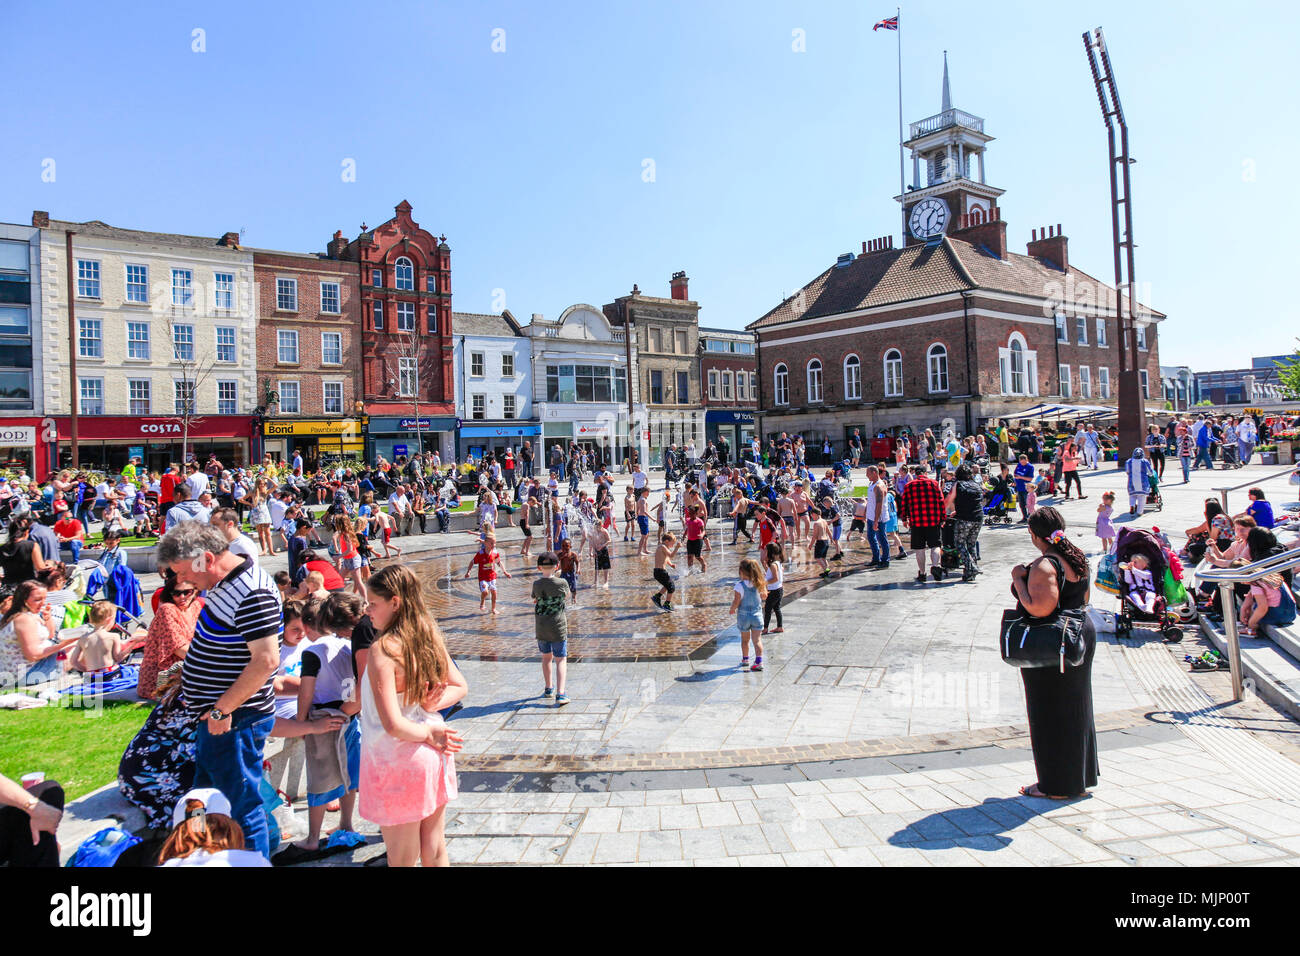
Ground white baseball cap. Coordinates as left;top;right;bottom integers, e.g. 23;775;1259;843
172;787;233;826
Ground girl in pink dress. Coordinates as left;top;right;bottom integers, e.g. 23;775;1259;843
359;565;467;867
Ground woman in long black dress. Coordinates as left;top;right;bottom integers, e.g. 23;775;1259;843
1011;507;1098;799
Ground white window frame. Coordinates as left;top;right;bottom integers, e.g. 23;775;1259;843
708;369;719;400
372;300;384;330
128;378;151;415
215;326;236;363
171;269;193;307
76;259;100;299
320;281;341;315
79;377;104;415
774;363;789;406
883;349;903;398
172;323;195;362
426;305;437;334
737;371;748;401
371;268;383;288
78;317;102;359
126;320;150;360
1059;364;1072;399
722;370;733;400
471;393;486;419
213;272;235;310
277;329;299;364
398;357;417;396
1140;369;1149;398
276;277;298;312
470;351;485;377
1136;323;1148;350
1076;316;1088;346
806;359;823;404
998;333;1039;397
750;372;757;400
502;353;514;377
396;301;415;332
394;257;414;291
217;380;238;415
278;380;300;414
125;264;149;303
1055;313;1068;343
503;394;517;419
1078;365;1092;399
1098;366;1111;399
321;331;342;366
173;379;197;416
927;343;949;394
322;381;344;415
1096;318;1107;348
843;354;862;401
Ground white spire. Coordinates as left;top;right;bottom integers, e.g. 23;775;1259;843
941;51;951;112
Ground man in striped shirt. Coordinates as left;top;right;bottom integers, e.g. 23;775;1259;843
160;521;282;858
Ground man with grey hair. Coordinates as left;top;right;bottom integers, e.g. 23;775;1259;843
159;520;282;858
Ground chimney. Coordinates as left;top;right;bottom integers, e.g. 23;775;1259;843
326;229;348;259
950;204;1007;259
1026;223;1069;272
31;210;49;228
218;231;240;248
669;271;689;300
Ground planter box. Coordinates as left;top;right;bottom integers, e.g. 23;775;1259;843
1260;452;1278;465
1278;441;1295;466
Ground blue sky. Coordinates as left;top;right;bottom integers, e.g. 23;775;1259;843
2;0;1295;371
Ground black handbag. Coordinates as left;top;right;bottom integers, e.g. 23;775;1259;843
1000;555;1088;672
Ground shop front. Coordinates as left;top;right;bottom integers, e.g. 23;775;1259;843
261;418;366;470
55;416;254;476
458;423;541;463
705;410;756;462
366;416;456;465
0;420;47;481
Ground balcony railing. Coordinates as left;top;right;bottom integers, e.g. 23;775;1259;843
909;108;984;139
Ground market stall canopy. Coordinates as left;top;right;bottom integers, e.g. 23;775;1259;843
1000;403;1114;422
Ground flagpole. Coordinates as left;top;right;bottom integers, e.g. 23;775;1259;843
896;7;906;243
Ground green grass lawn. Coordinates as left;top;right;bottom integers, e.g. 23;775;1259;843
0;698;152;800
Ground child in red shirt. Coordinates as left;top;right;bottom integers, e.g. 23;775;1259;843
464;533;511;614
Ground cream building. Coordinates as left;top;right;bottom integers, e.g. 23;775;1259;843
34;212;258;472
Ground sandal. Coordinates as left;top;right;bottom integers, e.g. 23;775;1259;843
1018;784;1086;801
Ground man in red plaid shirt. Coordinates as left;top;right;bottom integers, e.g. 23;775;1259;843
899;465;947;583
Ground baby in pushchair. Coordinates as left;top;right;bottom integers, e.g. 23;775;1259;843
1119;554;1158;614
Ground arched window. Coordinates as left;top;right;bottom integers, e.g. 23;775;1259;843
883;349;902;398
774;363;789;406
998;332;1038;397
394;256;414;291
927;344;949;393
806;359;823;403
843;354;861;401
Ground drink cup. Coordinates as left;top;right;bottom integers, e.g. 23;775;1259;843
21;771;44;789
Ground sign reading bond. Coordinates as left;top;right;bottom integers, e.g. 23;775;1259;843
263;419;361;437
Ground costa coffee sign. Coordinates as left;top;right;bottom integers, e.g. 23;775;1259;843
55;416;252;441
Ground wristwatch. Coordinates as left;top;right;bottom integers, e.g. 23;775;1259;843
208;707;228;722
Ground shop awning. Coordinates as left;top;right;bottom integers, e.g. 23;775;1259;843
1000;403;1114;422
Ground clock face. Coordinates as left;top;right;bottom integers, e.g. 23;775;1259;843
908;198;950;239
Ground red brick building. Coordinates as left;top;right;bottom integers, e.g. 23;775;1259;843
252;248;362;466
748;68;1163;455
698;326;758;456
328;200;457;459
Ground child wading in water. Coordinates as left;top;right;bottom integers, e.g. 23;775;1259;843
652;531;680;610
1096;491;1117;554
557;538;581;607
465;533;511;614
731;558;767;671
532;552;572;705
589;519;612;589
761;542;785;634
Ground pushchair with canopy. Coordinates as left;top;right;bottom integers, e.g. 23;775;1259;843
1112;527;1187;643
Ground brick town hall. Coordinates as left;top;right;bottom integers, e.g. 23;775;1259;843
748;58;1165;449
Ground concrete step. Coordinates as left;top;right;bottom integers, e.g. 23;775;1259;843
1199;616;1300;721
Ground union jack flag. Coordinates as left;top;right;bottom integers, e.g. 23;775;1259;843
873;15;898;31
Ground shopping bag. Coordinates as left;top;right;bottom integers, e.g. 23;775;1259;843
1095;552;1121;596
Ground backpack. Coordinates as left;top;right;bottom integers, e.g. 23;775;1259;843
67;826;141;867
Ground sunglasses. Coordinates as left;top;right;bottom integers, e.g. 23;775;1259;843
173;588;197;597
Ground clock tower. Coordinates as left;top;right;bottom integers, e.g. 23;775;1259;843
895;53;1005;245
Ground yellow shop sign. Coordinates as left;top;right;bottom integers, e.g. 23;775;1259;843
263;418;363;437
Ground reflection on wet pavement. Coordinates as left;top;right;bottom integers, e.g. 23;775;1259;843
387;531;889;662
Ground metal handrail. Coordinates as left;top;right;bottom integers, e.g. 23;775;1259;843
1211;464;1297;512
1195;546;1300;700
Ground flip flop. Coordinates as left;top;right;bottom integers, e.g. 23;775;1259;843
325;829;366;849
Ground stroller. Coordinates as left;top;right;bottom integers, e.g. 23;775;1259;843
983;490;1016;525
1144;470;1163;513
1113;527;1185;643
940;517;962;570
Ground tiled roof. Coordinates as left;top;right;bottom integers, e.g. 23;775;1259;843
748;235;1164;332
43;218;241;253
452;311;520;337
